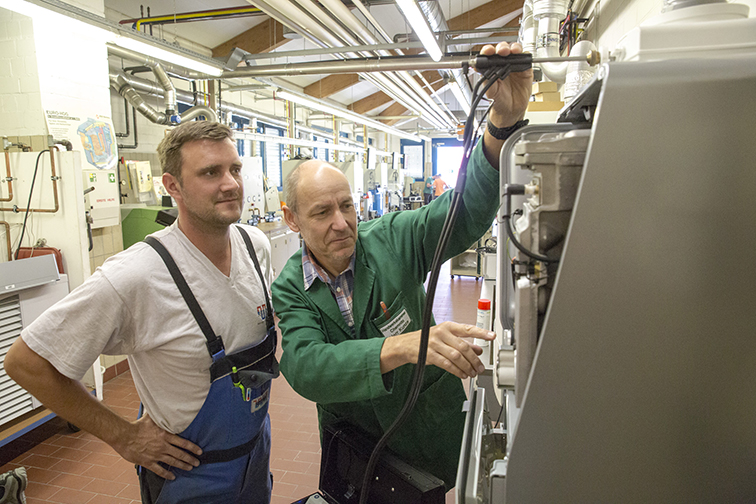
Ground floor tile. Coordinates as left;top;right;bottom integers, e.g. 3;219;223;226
6;260;481;503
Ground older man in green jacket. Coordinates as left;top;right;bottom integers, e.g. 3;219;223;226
271;41;532;489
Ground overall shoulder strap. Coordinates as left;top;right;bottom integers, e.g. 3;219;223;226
144;236;225;357
234;225;274;330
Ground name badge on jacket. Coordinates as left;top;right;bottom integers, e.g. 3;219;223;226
376;308;412;337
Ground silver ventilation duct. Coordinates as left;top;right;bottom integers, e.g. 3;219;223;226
110;70;376;143
532;0;569;82
418;1;473;111
145;61;177;117
109;70;233;125
180;105;219;123
315;0;457;127
107;44;211;80
242;0;455;129
111;73;169;125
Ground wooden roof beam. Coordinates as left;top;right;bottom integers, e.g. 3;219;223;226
304;74;361;99
212;18;287;59
447;0;523;31
348;91;394;115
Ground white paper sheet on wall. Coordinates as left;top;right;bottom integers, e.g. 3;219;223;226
404;145;423;176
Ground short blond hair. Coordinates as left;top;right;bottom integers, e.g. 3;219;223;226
157;121;232;182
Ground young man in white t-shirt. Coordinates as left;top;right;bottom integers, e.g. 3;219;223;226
5;121;277;504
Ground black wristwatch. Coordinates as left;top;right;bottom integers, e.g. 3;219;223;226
487;119;529;140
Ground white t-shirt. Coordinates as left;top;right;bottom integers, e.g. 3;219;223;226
22;222;272;433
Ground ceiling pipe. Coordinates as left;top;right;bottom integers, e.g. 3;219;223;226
107;44;211;80
287;0;451;129
247;0;450;129
111;73;169;124
351;0;460;126
418;1;473;110
111;72;219;123
533;0;570;82
249;0;449;129
247;0;342;47
223;54;470;77
181;105;219;123
521;0;537;56
119;6;264;30
111;68;295;129
243;36;516;61
316;0;457;127
145;61;177;117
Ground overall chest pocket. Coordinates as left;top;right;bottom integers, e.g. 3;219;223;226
370;292;413;338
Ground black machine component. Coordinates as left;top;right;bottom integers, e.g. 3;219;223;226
155;207;178;227
557;71;602;125
320;422;445;504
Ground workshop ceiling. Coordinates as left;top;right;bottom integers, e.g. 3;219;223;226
104;0;522;131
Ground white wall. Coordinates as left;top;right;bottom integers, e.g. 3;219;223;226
580;0;663;51
33;14;112;140
1;151;91;289
580;0;754;52
0;8;45;136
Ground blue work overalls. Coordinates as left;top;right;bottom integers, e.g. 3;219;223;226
141;226;279;504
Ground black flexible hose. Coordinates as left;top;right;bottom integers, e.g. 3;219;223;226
14;149;48;260
358;62;518;504
503;184;557;264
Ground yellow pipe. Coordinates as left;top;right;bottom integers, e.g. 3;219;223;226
332;115;338;163
135;7;262;32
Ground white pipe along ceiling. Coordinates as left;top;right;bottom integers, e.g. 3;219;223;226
244;0;455;129
104;0;515;135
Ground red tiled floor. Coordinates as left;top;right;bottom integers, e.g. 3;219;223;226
2;261;480;503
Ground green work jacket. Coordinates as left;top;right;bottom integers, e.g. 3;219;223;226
272;140;499;489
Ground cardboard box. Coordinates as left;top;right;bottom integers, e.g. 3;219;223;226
532;81;558;94
534;92;562;102
527;100;564;112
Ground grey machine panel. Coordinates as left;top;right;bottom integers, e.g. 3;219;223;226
504;55;756;502
1;255;60;295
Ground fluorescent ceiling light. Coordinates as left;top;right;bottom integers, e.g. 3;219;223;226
0;0;223;78
450;81;472;115
0;0;114;44
395;0;443;62
112;36;223;77
277;89;426;143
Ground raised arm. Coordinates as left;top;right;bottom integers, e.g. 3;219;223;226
479;41;534;169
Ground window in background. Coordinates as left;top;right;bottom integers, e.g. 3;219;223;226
314;136;330;161
435;145;464;188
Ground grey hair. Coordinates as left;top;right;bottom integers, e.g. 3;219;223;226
284;164;303;214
